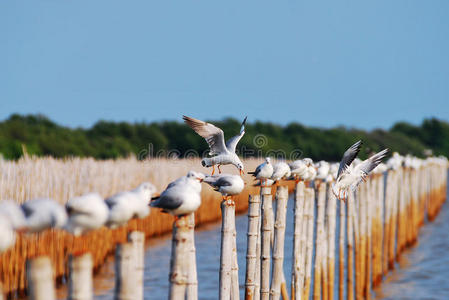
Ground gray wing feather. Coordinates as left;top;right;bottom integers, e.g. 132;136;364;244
337;140;362;178
183;116;227;155
225;116;247;153
357;148;389;175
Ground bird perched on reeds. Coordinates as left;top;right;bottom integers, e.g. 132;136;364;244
183;115;247;175
271;161;291;183
0;200;27;231
105;182;156;229
203;174;245;200
248;157;274;187
65;193;109;236
333;140;388;202
0;217;15;253
21;198;68;233
150;171;205;216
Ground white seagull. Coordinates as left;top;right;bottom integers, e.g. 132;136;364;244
150;171;205;217
248;157;274;187
203;174;245;200
183;115;247;175
315;161;330;181
0;217;15;253
21;198;68;233
0;200;27;230
105;182;156;229
271;161;291;182
289;158;313;182
65;193;109;236
333;143;388;202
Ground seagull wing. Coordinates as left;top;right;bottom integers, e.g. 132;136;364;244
337;140;362;179
183;116;227;155
226;116;247;153
351;148;389;189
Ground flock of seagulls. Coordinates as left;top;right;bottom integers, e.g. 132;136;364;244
1;115;446;254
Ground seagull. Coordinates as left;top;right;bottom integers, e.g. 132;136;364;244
203;174;245;200
271;161;291;182
315;161;330;181
248;157;274;187
21;198;68;233
150;171;205;217
289;158;313;182
65;193;109;236
0;217;15;253
183;115;247;175
333;145;389;202
105;182;156;229
0;200;27;230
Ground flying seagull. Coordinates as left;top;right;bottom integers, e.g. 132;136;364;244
150;171;205;217
333;143;388;202
183;115;247;175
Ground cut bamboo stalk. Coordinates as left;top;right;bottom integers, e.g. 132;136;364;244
186;213;198;300
326;182;337;300
365;180;372;299
68;253;93;300
115;242;137;300
245;195;261;300
260;187;273;300
313;183;326;300
358;184;366;300
338;196;346;300
270;186;288;300
303;187;315;300
128;231;145;300
231;205;240;300
27;256;55;300
291;181;305;300
254;197;262;300
347;191;355;300
169;216;189;300
220;199;235;300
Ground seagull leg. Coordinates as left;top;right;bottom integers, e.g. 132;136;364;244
218;164;222;174
212;165;215;175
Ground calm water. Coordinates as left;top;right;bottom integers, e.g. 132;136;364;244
56;193;449;299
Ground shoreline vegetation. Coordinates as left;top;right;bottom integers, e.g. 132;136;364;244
1;114;448;160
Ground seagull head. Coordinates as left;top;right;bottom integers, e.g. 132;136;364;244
265;157;271;164
134;182;157;203
187;171;205;182
303;158;313;167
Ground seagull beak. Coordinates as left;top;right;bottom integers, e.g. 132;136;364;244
239;169;244;176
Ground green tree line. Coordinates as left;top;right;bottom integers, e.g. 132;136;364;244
0;114;448;161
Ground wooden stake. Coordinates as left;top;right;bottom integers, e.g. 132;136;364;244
260;187;273;300
27;256;55;300
270;186;289;300
292;181;305;300
313;183;326;300
303;187;315;300
245;195;261;300
168;216;189;300
326;182;337;300
128;231;145;300
68;253;93;300
338;197;346;300
220;199;235;300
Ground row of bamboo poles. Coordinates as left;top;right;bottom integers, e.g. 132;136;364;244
243;160;447;300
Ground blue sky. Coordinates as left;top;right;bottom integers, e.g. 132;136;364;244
1;1;448;129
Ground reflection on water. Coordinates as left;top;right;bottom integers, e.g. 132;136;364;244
56;192;449;299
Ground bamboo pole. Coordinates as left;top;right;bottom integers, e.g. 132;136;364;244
260;187;273;300
27;256;56;300
338;197;346;300
220;199;235;300
245;195;261;300
231;207;240;300
270;186;289;300
326;182;337;300
388;170;398;270
254;198;262;300
365;180;373;299
186;213;198;300
303;187;315;300
115;242;137;300
313;183;326;300
347;191;355;300
128;231;145;300
68;253;93;300
291;181;305;300
169;216;189;300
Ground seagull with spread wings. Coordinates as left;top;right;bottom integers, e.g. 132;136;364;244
333;140;388;202
183;116;247;175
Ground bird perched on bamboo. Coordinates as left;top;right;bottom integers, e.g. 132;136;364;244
20;198;68;233
150;171;205;217
0;200;27;231
203;174;245;201
271;161;291;183
183;115;247;175
65;193;109;236
289;158;314;183
248;157;274;187
105;182;156;229
333;140;388;202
